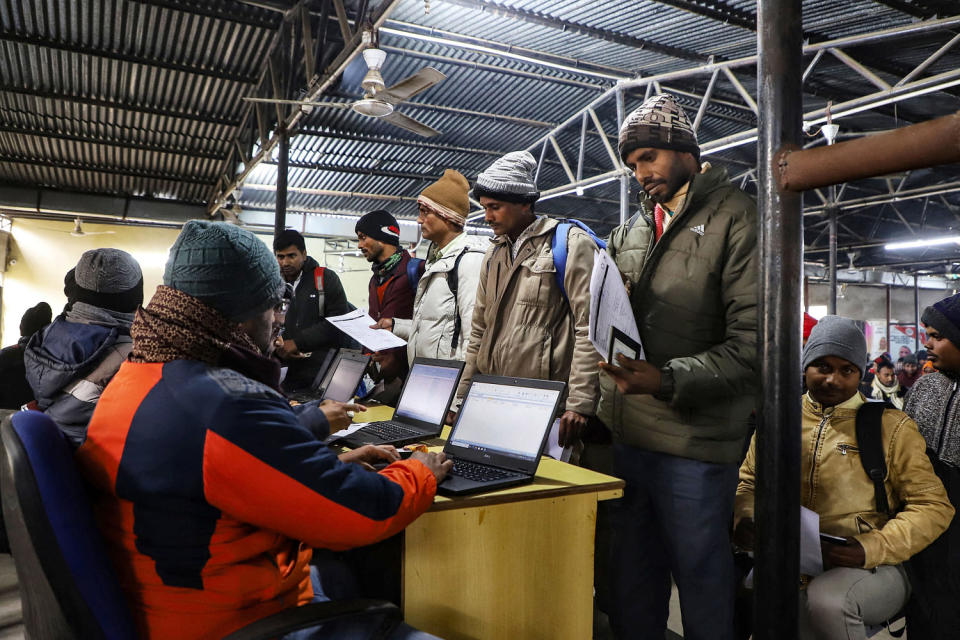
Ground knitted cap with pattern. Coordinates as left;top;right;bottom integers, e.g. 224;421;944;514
922;292;960;348
472;150;540;204
419;169;470;226
618;94;700;163
163;220;284;322
73;248;144;313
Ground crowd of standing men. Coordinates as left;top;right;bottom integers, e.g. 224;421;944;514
1;93;960;640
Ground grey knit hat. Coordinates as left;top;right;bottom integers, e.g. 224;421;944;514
73;248;144;313
618;94;700;163
802;315;869;377
472;150;540;204
163;221;284;322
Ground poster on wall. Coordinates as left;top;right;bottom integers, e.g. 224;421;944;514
864;321;927;360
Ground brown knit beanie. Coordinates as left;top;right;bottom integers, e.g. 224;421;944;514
418;169;470;226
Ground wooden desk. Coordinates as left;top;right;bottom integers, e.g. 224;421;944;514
353;406;624;640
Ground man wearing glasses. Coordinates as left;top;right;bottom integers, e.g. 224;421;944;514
371;169;486;365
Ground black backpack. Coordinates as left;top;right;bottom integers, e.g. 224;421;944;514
855;400;893;517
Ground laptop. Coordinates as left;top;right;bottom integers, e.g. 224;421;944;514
332;358;465;448
438;375;565;496
288;349;369;404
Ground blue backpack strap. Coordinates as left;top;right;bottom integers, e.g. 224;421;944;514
406;257;425;295
551;219;607;302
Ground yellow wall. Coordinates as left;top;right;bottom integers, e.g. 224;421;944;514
2;218;179;344
1;218;390;345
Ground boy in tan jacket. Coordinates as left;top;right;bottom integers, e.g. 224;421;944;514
734;315;953;640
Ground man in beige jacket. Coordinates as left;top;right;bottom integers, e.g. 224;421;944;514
453;150;599;447
735;316;953;639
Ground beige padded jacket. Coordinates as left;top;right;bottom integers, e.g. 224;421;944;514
455;216;600;416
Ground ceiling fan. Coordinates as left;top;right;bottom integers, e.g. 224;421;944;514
243;47;446;138
68;218;116;238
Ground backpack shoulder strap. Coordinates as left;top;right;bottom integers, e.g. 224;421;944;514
551;222;572;301
856;401;892;517
313;266;326;317
550;219;607;302
406;257;425;294
447;250;469;352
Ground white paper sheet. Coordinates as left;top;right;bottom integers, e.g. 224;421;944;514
328;422;368;439
543;418;572;463
801;506;825;577
589;250;642;360
325;308;408;352
743;507;823;589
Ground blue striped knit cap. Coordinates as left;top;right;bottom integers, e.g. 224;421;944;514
922;292;960;348
163;221;284;322
618;94;700;163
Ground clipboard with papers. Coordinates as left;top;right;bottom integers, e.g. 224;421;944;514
589;250;643;361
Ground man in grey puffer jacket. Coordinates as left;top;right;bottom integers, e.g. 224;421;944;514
597;94;758;640
25;248;143;447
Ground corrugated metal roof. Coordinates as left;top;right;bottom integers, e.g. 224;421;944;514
1;0;958;270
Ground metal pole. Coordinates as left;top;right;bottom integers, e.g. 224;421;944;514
756;0;803;637
778;110;960;191
274;129;289;237
827;201;838;315
886;285;892;357
914;274;921;353
616;87;629;224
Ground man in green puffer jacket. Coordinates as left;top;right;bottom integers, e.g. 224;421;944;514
597;94;758;640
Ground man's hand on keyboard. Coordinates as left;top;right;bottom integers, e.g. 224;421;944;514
339;445;400;471
319;400;367;430
411;451;453;484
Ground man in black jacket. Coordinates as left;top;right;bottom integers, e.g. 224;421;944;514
273;229;352;391
0;302;52;409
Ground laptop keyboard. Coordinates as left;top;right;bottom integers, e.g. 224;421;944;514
451;459;519;482
366;420;422;441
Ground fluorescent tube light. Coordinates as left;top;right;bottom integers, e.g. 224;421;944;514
885;235;960;251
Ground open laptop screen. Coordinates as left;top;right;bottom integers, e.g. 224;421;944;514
322;355;368;402
393;363;462;426
449;381;562;461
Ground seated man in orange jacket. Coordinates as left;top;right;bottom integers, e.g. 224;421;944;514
77;221;450;640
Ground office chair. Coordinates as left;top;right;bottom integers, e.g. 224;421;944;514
0;411;400;640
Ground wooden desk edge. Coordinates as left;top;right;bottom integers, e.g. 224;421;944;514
428;478;625;511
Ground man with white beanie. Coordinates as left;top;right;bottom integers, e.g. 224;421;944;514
596;94;759;640
454;150;600;448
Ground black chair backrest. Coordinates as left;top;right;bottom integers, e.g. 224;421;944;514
0;411;137;640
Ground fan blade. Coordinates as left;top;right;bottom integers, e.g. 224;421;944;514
378;68;446;105
381;111;441;138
